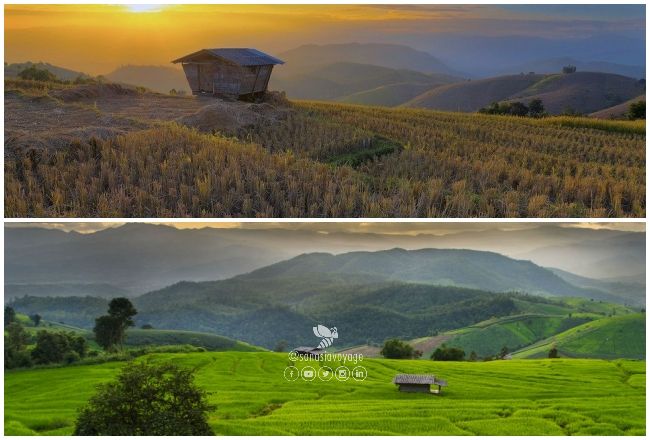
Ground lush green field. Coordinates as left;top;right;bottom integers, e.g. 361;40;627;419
443;314;593;357
5;352;645;435
513;314;646;360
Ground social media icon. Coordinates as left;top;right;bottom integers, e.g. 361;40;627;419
352;366;367;381
335;366;350;381
283;366;299;381
301;366;316;381
318;367;334;381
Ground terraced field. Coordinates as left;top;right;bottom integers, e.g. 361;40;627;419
5;352;645;435
513;314;646;360
5;80;646;218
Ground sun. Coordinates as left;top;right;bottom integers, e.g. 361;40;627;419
125;4;165;13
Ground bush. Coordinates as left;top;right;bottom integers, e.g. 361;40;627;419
18;66;57;82
74;362;214;435
31;330;87;365
5;323;33;369
380;338;415;359
628;100;645;120
431;344;465;361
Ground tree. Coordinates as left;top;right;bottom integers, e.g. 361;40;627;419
5;306;16;327
469;351;478;362
431;344;465;361
108;298;138;327
94;298;137;350
528;99;545;118
18;66;57;82
499;346;509;359
141;324;153;330
93;315;123;351
548;347;559;358
562;65;576;74
5;322;32;369
508;102;529;117
628;100;645;120
31;331;87;365
274;340;288;352
74;362;214;435
380;338;415;359
30;313;42;327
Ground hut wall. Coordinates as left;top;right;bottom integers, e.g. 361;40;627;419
181;64;200;92
197;63;242;95
252;65;273;93
398;384;431;393
180;60;275;97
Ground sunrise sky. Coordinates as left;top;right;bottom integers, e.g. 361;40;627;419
5;222;645;234
4;4;645;75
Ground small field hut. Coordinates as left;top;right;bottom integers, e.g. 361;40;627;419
172;48;284;99
393;374;448;394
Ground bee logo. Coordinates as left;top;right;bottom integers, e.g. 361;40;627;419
313;325;338;349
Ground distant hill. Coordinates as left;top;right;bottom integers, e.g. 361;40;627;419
4;61;89;80
404;72;646;115
4;224;294;293
276;43;459;76
516;231;646;283
499;58;645;80
104;65;189;94
5;283;130;301
512;314;646;360
240;248;598;298
7;224;644;301
590;94;645;119
548;268;645;306
505;72;646;114
270;61;459;104
403;73;545;112
336;82;443;107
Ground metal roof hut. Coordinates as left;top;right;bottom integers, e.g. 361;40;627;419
172;48;284;99
393;374;448;394
292;346;324;358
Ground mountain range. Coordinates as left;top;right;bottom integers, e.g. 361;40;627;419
7;42;644;114
5;224;644;295
7;234;646;349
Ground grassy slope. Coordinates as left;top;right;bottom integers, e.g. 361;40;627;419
4;352;645;435
443;314;593;357
513;314;646;359
511;72;645;114
590;94;645;119
403;74;546;112
15;314;263;352
405;72;645;115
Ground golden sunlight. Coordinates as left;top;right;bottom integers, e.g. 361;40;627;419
125;4;165;13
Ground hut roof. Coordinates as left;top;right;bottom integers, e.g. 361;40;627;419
172;48;285;66
393;374;448;387
293;346;324;355
393;374;436;385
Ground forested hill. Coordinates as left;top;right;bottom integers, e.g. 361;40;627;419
8;248;643;349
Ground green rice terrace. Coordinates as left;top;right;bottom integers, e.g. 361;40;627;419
4;351;645;435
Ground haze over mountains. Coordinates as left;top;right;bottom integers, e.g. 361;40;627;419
5;223;645;302
6;223;645;350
